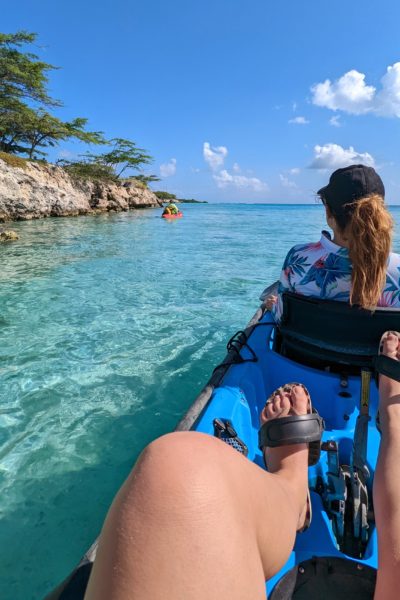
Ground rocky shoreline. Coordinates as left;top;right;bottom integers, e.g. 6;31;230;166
0;157;163;222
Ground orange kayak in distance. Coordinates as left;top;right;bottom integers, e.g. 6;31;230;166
162;212;183;219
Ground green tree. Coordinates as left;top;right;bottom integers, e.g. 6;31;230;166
0;31;154;180
21;112;104;159
0;101;33;154
59;139;154;182
58;159;116;182
0;107;104;158
154;191;177;200
0;31;104;158
82;138;152;178
0;31;59;106
132;174;160;185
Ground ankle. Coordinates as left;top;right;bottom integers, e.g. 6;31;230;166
275;470;308;516
379;405;400;433
274;447;308;487
279;461;308;487
264;443;308;474
380;375;400;400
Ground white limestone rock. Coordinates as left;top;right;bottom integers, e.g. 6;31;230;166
0;158;163;221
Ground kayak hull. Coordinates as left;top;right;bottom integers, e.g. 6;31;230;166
162;212;183;219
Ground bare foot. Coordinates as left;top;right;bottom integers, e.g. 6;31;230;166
381;331;400;359
260;384;310;530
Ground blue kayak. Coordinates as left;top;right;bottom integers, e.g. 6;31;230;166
45;283;400;599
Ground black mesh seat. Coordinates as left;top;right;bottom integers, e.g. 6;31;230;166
270;556;376;599
276;292;400;371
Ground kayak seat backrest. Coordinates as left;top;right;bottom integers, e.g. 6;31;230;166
276;292;400;372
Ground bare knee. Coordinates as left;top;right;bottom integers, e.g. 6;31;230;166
88;434;268;600
115;432;231;521
134;431;226;485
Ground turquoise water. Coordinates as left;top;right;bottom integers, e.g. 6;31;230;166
1;203;400;599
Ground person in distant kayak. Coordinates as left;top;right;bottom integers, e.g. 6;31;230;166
265;164;400;320
163;200;179;215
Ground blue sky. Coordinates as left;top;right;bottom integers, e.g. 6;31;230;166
4;0;400;202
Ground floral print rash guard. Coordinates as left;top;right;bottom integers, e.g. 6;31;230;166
271;231;400;323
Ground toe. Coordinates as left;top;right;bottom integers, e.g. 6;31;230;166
260;395;276;423
268;392;283;417
279;392;292;417
265;400;276;420
261;389;286;424
382;332;400;358
290;385;310;415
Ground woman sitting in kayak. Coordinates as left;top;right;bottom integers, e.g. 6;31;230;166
163;200;180;215
267;164;400;318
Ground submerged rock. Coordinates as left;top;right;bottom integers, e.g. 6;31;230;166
0;158;163;221
0;229;19;241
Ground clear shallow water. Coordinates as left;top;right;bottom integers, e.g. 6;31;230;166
1;203;400;599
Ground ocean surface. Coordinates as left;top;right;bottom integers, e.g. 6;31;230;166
1;202;400;599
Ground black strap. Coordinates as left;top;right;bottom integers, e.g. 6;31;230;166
258;412;324;456
213;418;248;457
373;354;400;382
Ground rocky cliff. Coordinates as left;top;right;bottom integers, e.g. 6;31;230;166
0;158;163;221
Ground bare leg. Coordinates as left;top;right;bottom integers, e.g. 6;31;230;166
85;387;309;600
374;333;400;599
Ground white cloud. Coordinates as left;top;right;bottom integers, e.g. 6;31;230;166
375;63;400;117
292;101;298;112
203;142;228;171
213;169;268;192
203;143;267;193
160;158;177;177
290;167;300;175
311;70;375;114
279;174;298;189
311;63;400;118
309;143;375;170
329;115;342;127
288;116;309;125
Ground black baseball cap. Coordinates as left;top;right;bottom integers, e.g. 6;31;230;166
318;164;385;213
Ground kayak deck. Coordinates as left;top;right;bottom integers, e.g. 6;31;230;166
194;311;380;594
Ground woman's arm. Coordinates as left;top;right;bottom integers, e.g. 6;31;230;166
270;252;293;322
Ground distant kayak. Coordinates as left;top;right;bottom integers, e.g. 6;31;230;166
162;212;183;219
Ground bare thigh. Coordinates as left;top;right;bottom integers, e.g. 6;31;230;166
85;432;301;600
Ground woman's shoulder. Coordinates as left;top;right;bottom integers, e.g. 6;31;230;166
284;236;328;259
387;251;400;274
281;241;325;272
388;252;400;266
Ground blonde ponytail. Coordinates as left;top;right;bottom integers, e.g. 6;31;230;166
343;195;393;309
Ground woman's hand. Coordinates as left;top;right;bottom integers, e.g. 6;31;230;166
264;295;277;311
